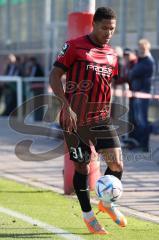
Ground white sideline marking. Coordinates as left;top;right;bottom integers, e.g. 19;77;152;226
0;206;84;240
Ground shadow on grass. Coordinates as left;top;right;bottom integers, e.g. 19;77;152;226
0;228;93;238
0;190;52;194
0;232;53;238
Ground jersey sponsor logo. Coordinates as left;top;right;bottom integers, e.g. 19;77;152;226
107;55;114;65
58;43;69;57
86;64;113;77
86;49;115;64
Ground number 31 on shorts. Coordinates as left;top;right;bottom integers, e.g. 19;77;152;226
70;147;89;162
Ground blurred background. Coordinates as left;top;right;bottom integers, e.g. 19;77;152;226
0;0;158;76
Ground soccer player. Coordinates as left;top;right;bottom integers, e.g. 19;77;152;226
50;7;127;234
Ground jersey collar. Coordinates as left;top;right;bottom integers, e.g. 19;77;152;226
86;35;106;49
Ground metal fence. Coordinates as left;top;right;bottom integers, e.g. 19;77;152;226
0;76;65;122
0;76;159;125
0;76;47;119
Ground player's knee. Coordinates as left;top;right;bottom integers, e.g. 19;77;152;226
74;162;90;175
111;161;123;172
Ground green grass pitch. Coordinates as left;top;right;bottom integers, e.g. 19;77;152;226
0;178;158;240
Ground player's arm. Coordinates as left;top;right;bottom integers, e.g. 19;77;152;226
111;56;119;85
49;66;77;132
49;41;77;132
49;66;68;107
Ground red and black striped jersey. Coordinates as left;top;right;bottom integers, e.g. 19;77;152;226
54;35;118;126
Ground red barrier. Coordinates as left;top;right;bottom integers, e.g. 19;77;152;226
67;12;93;40
88;143;101;191
64;12;101;194
63;142;74;194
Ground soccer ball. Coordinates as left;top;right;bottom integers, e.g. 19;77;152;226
95;175;123;203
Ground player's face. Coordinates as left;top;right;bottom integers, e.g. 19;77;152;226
93;19;116;45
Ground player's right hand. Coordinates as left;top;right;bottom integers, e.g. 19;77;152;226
61;106;77;133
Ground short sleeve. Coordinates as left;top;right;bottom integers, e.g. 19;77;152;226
54;41;76;72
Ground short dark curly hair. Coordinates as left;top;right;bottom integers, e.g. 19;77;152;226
93;7;117;22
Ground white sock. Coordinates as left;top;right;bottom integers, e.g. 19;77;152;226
102;201;112;208
83;210;94;219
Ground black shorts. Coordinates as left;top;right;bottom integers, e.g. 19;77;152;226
63;119;121;163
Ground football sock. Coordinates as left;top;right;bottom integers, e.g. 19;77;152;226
73;171;92;212
83;210;94;219
104;167;123;180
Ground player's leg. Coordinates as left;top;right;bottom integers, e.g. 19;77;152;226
73;162;108;234
97;147;127;227
94;120;127;227
94;122;124;181
73;162;92;215
63;130;108;234
102;147;123;179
